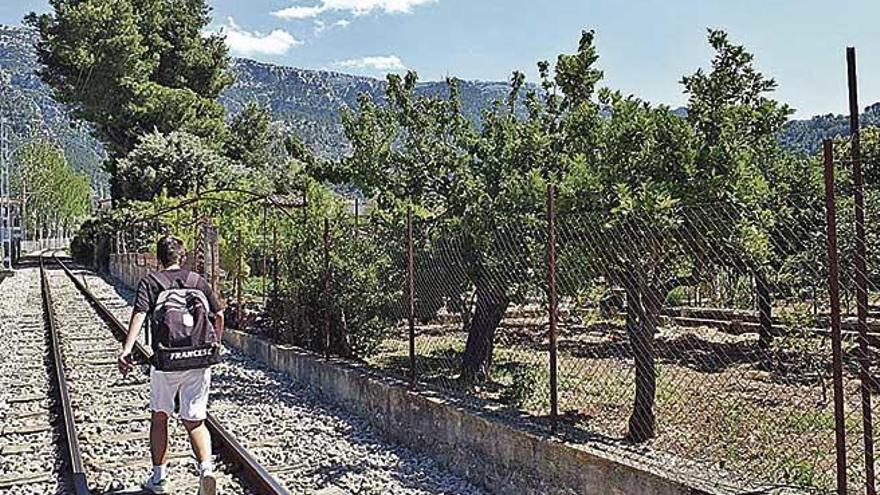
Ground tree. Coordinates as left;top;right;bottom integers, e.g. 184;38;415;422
551;29;792;441
26;0;232;198
829;126;880;306
114;130;233;201
333;69;553;382
559;91;699;443
681;29;794;350
11;140;92;240
224;102;281;171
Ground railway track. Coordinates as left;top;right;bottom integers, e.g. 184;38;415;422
0;258;65;494
39;253;290;495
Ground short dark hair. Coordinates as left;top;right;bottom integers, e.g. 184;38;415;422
157;235;186;267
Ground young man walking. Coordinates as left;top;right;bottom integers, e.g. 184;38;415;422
117;235;225;495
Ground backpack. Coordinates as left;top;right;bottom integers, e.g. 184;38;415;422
148;271;220;371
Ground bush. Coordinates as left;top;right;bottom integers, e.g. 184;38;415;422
666;286;689;306
264;186;400;359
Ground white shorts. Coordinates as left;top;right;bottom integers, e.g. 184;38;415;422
149;367;211;422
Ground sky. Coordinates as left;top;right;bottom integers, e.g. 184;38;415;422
1;0;878;118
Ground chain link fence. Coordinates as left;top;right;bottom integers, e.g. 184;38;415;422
235;188;858;494
101;173;879;494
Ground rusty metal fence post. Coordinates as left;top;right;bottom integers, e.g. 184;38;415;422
547;184;559;434
261;205;268;305
323;217;332;359
407;207;416;388
824;139;848;495
271;216;278;297
236;229;243;328
848;46;876;495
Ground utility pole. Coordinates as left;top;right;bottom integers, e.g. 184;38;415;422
1;116;11;271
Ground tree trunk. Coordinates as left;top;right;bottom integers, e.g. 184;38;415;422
755;271;773;349
460;282;509;383
627;285;658;443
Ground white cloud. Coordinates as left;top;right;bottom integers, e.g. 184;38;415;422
314;18;350;35
219;18;300;56
333;55;407;72
273;5;325;19
273;0;437;19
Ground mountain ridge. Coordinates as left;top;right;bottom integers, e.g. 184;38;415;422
0;23;876;189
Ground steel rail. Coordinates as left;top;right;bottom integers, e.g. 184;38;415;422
38;254;90;495
51;253;290;495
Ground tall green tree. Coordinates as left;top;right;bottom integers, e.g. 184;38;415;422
224;102;280;171
558;90;699;442
555;29;795;441
11;140;92;239
26;0;233;198
334;70;554;382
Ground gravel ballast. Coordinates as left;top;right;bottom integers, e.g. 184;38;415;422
0;267;65;495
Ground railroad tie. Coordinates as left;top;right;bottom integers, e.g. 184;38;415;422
0;473;52;489
315;486;351;495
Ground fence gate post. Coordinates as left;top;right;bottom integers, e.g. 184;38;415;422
546;184;559;434
407;207;416;388
824;139;848;495
261;205;268;304
847;46;876;495
271;215;278;298
194;215;220;292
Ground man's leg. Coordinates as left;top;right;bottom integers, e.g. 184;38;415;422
150;411;169;466
181;419;212;464
146;366;176;493
180;368;215;495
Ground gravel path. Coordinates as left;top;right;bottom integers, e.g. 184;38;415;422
0;266;65;495
74;263;489;495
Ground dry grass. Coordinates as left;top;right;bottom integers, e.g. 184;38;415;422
367;312;875;493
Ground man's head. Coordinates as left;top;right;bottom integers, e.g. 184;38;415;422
156;235;186;268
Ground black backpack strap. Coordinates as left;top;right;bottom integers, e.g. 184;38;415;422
148;271;171;292
183;271;200;289
144;271;171;351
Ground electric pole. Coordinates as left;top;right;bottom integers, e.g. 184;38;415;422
1;116;11;271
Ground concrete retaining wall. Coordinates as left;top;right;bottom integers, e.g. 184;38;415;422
223;328;718;495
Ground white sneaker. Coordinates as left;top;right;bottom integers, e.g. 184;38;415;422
142;475;171;494
198;470;217;495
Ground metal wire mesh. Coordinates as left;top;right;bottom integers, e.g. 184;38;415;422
550;200;839;492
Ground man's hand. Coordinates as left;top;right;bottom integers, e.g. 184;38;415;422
120;311;147;376
117;350;134;375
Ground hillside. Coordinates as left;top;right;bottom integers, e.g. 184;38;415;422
222;58;517;158
780;103;880;154
0;25;514;175
0;25;106;189
0;23;877;188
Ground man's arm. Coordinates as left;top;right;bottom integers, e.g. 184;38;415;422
214;310;225;343
118;311;147;375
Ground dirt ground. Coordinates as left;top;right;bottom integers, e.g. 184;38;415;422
368;313;875;494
